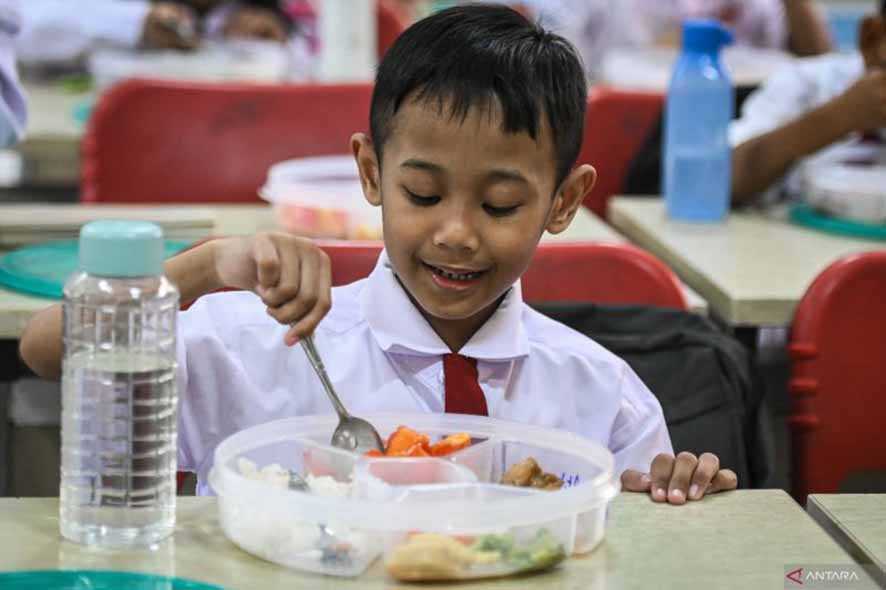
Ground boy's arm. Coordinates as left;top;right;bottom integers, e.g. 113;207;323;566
18;241;223;381
732;69;886;205
19;233;332;381
782;0;832;56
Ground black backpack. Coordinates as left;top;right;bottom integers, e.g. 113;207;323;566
534;302;775;489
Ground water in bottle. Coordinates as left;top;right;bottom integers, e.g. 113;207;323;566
60;221;179;548
663;20;734;222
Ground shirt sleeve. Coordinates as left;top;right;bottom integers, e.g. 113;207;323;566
16;0;151;65
608;363;673;477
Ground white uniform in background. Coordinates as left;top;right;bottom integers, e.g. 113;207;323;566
0;0;26;145
513;0;788;78
729;53;876;204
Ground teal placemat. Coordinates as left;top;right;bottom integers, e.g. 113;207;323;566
0;570;222;590
0;240;190;299
790;203;886;241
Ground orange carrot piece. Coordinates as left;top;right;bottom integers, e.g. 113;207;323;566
385;426;431;456
429;432;472;456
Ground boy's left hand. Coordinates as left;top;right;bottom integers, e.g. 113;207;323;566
621;452;738;505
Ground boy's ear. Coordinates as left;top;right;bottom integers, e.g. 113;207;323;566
545;164;596;234
351;133;382;207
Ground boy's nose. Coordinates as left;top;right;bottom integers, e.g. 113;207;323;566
432;210;480;253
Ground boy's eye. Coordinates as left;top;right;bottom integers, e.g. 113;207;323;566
404;188;440;206
483;203;520;217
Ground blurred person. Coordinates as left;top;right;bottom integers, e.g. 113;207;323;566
502;0;832;79
15;0;294;66
0;0;26;146
731;0;886;205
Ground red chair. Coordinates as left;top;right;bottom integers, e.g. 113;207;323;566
317;241;687;309
577;87;663;218
377;0;408;58
788;251;886;502
81;80;373;204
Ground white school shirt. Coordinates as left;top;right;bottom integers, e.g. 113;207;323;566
177;251;672;495
729;53;881;204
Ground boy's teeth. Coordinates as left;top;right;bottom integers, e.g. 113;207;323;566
435;266;480;281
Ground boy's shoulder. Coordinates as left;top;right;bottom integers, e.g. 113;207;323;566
520;304;626;371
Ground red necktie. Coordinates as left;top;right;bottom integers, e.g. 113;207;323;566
443;353;488;416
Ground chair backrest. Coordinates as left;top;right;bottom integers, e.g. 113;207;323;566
318;241;688;309
788;251;886;502
577;87;663;218
82;80;373;204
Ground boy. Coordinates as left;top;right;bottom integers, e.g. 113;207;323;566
731;0;886;204
20;5;737;503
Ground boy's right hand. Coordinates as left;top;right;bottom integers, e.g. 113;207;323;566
213;233;332;346
834;69;886;133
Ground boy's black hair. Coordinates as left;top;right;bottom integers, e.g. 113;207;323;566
370;4;587;187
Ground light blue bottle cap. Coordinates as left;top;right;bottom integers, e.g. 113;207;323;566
79;220;165;277
682;19;734;54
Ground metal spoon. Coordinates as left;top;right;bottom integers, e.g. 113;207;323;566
300;335;385;453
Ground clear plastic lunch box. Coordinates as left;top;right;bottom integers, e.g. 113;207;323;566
258;156;383;240
208;413;619;580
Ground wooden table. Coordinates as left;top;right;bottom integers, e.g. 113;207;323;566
0;491;878;590
1;204;663;339
808;494;886;588
609;197;883;326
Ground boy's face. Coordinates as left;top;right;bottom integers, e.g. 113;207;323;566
353;98;594;348
860;14;886;71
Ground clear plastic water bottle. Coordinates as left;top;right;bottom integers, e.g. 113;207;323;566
663;20;734;222
61;221;179;547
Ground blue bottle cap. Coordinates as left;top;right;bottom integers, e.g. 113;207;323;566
79;220;165;277
682;19;734;54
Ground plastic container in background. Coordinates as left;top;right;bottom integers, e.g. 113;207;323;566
663;20;734;222
259;155;383;240
209;413;619;580
61;221;179;548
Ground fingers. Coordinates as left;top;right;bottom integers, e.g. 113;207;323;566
257;245;330;345
253;233;283;295
284;250;332;345
649;453;674;503
707;469;738;494
666;452;698;506
689;452;720;501
620;469;652;493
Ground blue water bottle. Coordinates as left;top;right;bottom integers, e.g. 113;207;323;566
663;20;734;222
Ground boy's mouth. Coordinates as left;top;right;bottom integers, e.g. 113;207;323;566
422;262;488;289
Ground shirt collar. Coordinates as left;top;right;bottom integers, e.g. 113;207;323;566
360;250;530;361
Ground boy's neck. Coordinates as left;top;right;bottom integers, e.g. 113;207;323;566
396;277;503;353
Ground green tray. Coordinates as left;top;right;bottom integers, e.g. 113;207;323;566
0;570;222;589
0;240;190;299
790;203;886;241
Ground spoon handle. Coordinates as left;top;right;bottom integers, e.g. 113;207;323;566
300;335;350;419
